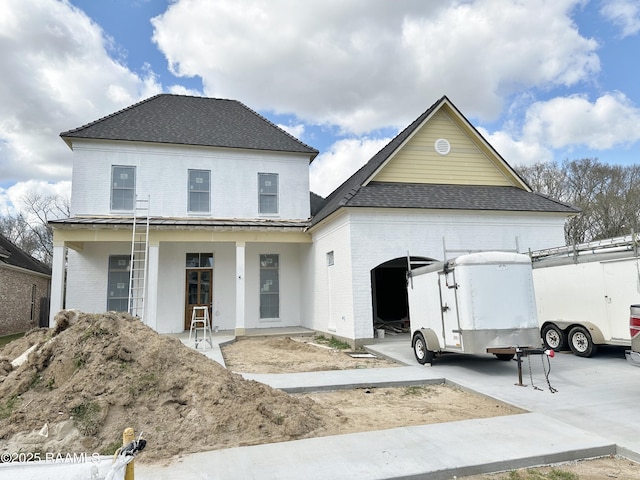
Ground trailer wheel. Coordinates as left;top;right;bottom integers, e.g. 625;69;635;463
413;333;434;365
568;326;598;357
542;324;566;351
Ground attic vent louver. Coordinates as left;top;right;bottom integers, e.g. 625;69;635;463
434;138;451;155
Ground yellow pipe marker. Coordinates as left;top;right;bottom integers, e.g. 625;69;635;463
123;427;135;480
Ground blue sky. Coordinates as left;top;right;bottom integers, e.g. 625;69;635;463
1;0;640;213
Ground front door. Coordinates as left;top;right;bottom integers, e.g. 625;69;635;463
185;269;213;330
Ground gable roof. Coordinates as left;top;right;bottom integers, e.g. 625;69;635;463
0;234;52;276
60;94;318;161
311;96;578;226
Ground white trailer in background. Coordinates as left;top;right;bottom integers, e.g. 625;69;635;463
531;234;640;357
408;251;541;364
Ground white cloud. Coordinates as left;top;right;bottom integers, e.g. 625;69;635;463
0;0;163;186
277;123;305;140
479;92;640;166
477;128;553;167
310;137;391;197
522;93;640;149
152;0;599;132
601;0;640;37
0;180;71;219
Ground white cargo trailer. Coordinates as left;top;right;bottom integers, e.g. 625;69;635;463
531;234;640;357
408;251;541;364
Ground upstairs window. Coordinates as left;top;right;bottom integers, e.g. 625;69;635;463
188;169;211;213
111;166;135;211
258;173;278;215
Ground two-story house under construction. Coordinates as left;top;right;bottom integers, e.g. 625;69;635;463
50;94;578;345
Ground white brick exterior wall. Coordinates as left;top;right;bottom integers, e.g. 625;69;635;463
70;140;311;219
302;212;354;338
305;208;568;341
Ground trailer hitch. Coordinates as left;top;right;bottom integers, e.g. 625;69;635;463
514;347;555;389
487;346;556;391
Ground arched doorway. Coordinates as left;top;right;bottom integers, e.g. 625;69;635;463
370;256;435;334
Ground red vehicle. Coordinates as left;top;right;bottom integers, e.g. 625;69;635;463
625;305;640;367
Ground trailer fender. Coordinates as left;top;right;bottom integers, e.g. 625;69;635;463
542;320;606;345
413;328;441;352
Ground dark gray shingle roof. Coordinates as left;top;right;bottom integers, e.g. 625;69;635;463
344;182;580;213
0;234;52;276
61;94;318;160
311;96;577;225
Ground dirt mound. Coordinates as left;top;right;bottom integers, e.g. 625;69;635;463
0;311;335;462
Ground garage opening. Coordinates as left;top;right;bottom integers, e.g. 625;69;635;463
371;256;435;335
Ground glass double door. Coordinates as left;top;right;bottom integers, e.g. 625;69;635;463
185;269;213;330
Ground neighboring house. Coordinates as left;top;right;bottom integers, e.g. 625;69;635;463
50;94;578;345
0;234;52;336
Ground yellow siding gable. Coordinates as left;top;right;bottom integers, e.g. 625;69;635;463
372;108;516;187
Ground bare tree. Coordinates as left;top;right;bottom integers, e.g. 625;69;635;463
516;158;640;245
0;190;70;265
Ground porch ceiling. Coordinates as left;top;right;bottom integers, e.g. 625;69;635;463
52;216;312;247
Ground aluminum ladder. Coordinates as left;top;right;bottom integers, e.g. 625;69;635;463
128;195;150;320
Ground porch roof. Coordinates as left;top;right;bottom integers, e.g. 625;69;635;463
50;216;310;231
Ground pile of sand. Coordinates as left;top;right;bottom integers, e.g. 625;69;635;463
0;311;335;462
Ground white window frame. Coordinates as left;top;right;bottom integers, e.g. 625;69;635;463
259;254;279;319
258;173;279;215
111;165;136;212
107;255;130;312
188;169;211;213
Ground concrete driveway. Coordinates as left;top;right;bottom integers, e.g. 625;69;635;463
368;339;640;462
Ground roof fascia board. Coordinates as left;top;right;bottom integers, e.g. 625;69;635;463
63;137;315;163
310;205;575;231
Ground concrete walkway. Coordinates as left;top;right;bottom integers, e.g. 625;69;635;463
6;335;640;479
134;335;640;479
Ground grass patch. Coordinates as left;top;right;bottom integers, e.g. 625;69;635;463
73;354;87;369
0;332;25;348
0;396;18;420
80;326;111;342
128;372;158;396
500;468;579;479
314;335;350;350
402;385;427;396
100;439;124;456
71;400;101;436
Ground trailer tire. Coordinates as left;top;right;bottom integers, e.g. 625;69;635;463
413;333;434;365
542;324;566;351
568;326;598;357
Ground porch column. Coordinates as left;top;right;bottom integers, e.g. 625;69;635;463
145;242;160;331
235;241;246;336
49;243;67;327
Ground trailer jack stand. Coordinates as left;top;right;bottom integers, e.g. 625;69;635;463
487;346;555;388
514;347;554;387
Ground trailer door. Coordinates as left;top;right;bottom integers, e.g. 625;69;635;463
439;271;462;349
602;258;640;343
